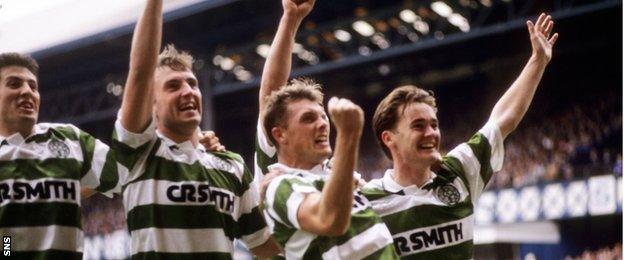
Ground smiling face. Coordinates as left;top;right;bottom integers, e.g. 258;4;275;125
153;66;201;137
274;98;332;167
0;66;40;136
383;102;442;167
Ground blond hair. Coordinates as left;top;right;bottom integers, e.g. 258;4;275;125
158;44;194;71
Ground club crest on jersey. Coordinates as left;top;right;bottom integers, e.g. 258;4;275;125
436;184;460;205
212;157;233;172
48;140;70;158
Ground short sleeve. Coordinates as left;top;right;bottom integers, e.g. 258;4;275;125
264;175;318;229
254;117;278;187
445;121;504;200
76;126;121;197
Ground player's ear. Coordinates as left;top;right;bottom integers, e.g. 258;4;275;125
272;126;287;145
381;130;393;148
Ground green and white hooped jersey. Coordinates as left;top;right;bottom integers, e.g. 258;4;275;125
0;123;120;259
362;122;504;259
112;118;271;259
256;117;397;259
263;162;399;260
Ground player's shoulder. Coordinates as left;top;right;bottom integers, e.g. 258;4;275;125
266;174;320;203
363;177;383;190
36;122;84;140
361;178;392;201
272;173;316;188
209;150;245;163
433;155;463;178
202;150;250;182
37;122;78;131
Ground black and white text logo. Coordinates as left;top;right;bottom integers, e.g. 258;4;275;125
166;184;236;213
393;222;465;255
0;180;78;203
3;236;10;256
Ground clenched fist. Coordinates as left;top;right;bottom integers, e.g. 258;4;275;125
283;0;315;21
199;130;225;152
327;97;364;136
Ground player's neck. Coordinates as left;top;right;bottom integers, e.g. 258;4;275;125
277;151;319;170
158;126;198;147
0;122;34;139
392;160;432;188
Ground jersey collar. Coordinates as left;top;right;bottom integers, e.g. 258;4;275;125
0;124;47;147
156;130;206;153
268;160;329;177
268;160;365;188
381;169;436;194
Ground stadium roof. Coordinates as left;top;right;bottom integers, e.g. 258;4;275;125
0;0;239;54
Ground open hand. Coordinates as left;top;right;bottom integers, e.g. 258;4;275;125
527;13;559;63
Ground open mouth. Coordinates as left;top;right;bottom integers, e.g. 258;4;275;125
314;135;329;146
179;102;198;112
18;101;35;111
418;143;437;150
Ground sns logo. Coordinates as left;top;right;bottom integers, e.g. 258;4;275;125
3;236;10;256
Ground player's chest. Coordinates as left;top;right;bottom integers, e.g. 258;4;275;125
408;178;470;207
304;175;373;213
0;139;82;204
0;139;83;179
0;138;82;161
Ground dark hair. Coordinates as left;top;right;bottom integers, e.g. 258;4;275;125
0;53;39;77
373;85;437;159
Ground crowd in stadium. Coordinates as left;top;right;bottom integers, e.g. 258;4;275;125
81;196;125;237
564;243;622;260
491;95;622;189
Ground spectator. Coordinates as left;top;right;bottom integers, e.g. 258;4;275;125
564;243;622;260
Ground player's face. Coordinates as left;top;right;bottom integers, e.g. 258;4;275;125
282;99;332;165
388;102;441;166
0;66;40;132
154;67;202;135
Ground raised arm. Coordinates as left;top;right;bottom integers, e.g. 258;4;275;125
297;97;364;236
120;0;163;132
489;13;559;138
258;0;315;114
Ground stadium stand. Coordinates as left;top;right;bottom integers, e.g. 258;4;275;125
564;243;622;260
492;94;622;189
